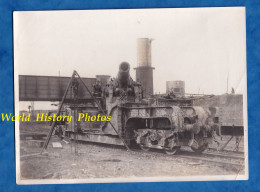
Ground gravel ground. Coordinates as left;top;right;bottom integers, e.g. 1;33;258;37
19;138;244;181
19;121;245;181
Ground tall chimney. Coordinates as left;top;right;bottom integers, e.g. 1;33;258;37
135;38;155;98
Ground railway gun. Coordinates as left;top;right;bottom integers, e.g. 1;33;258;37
37;62;221;155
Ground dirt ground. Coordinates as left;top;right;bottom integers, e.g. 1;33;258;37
19;121;245;181
19;139;244;181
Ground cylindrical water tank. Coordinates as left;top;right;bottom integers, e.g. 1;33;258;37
166;81;185;97
137;38;153;67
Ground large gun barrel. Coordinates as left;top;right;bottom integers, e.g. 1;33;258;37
117;62;131;88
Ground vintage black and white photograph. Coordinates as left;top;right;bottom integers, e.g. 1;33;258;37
14;7;248;184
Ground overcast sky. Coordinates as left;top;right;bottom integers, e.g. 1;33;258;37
14;7;246;110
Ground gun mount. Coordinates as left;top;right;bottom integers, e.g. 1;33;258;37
103;62;142;100
117;62;132;88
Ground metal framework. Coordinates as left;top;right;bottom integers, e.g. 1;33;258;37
41;70;130;155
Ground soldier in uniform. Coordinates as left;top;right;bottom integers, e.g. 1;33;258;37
93;80;102;97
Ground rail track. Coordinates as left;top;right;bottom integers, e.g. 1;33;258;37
72;140;245;168
127;145;245;168
177;149;244;167
207;147;244;155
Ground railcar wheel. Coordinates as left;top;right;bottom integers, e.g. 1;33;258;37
191;143;208;153
165;146;180;155
139;145;150;151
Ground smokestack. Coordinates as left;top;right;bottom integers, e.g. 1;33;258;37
135;38;155;98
